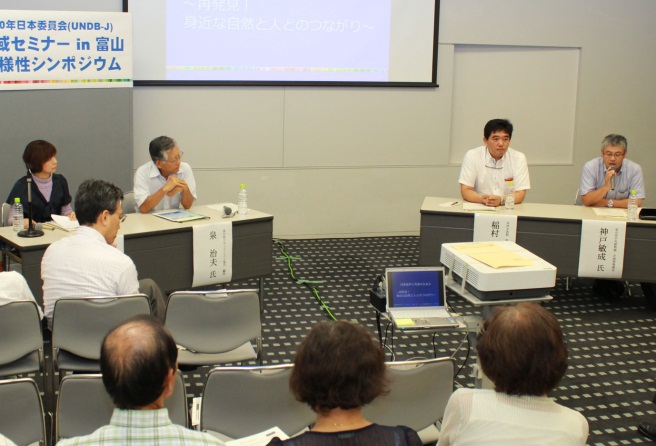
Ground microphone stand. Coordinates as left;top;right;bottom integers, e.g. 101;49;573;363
17;168;44;238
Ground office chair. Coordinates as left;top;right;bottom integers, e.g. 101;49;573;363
362;357;456;444
122;191;137;214
201;364;315;441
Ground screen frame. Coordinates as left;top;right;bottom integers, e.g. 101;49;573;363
123;0;440;88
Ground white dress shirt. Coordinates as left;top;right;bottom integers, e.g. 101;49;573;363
458;146;530;197
438;388;588;446
41;226;139;327
133;161;197;212
0;271;44;319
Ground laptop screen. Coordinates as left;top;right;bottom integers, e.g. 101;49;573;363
386;267;446;309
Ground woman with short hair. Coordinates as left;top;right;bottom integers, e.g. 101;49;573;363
267;320;422;446
6;140;76;228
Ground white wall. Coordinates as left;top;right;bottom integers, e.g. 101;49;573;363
134;0;656;237
4;0;656;238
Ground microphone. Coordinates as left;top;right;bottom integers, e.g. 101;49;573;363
610;165;616;191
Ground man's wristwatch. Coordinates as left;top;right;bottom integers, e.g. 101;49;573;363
607;199;614;208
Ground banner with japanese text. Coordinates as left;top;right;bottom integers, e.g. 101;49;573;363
0;10;132;90
578;219;626;278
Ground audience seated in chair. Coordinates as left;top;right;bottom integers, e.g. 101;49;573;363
0;271;43;320
267;320;422;446
57;314;221;446
437;303;589;446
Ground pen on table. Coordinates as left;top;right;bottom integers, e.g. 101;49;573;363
450;201;459;206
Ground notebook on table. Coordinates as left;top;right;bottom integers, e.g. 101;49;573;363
385;266;459;330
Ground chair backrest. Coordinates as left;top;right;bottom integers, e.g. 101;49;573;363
165;290;261;354
362;357;455;432
0;301;43;375
201;364;315;440
52;295;151;361
122;191;137;214
56;372;188;441
0;378;46;446
574;188;583;206
1;202;10;227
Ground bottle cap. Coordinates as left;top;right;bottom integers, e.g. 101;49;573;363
240;183;246;189
14;197;20;203
631;189;637;194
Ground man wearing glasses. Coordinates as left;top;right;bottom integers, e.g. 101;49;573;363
580;135;653;309
580;134;645;208
134;135;197;213
459;119;530;207
42;179;167;328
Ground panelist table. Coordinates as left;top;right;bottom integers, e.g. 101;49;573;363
419;196;656;282
0;205;273;305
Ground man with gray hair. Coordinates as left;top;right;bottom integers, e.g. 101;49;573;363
134;136;197;213
57;315;222;445
579;134;653;309
579;134;645;208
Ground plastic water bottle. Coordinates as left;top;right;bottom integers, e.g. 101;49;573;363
238;183;248;215
12;197;23;232
505;181;515;210
627;189;638;221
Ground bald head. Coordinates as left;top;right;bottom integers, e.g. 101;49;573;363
100;315;177;409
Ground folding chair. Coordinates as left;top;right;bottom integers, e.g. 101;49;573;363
0;378;47;446
165;289;262;367
51;294;151;403
56;371;188;441
363;357;455;444
201;364;314;441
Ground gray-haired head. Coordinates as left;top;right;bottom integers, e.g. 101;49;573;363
601;134;627;153
148;136;177;163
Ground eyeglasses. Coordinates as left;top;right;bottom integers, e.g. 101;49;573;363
162;151;184;163
603;151;624;159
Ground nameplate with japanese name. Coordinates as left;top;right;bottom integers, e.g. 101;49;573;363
578;219;626;278
192;222;232;287
473;213;517;243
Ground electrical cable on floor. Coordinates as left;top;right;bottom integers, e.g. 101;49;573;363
276;240;337;321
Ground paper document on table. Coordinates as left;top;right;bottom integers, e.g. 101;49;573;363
462;202;497;212
224;427;289;445
593;208;627;218
451;242;501;253
50;214;80;231
467;251;533;268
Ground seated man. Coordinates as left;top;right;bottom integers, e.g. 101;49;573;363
579;134;652;307
41;179;167;328
134;136;197;213
57;315;222;445
0;271;43;320
580;134;644;208
459;118;530;207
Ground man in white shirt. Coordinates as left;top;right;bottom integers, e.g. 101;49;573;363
0;271;44;319
41;179;167;328
134;136;197;213
458;119;530;207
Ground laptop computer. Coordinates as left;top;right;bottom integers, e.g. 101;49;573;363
385;266;459;330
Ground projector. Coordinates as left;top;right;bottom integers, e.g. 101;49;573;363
440;241;556;301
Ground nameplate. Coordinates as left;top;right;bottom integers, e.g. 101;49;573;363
473;213;517;243
578;219;626;278
192;222;233;287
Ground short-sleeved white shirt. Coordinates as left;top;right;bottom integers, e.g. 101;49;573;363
458;146;530;197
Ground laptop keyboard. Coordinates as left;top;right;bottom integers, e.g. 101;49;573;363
393;308;451;319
